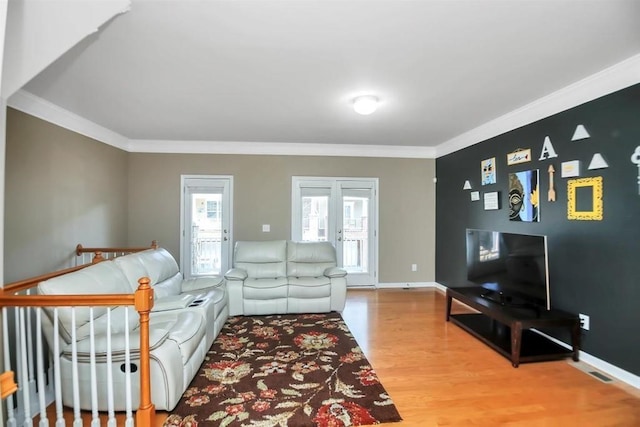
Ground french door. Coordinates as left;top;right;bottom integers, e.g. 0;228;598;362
180;175;233;279
292;177;378;287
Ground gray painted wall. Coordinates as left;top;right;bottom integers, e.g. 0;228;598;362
4;108;129;282
127;153;436;283
4;109;436;285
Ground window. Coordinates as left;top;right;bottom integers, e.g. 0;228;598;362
206;200;220;219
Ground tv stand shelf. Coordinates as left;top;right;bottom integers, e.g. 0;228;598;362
446;286;580;367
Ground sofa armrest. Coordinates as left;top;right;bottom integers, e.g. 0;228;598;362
152;294;196;312
324;267;347;278
182;276;224;292
225;268;248;281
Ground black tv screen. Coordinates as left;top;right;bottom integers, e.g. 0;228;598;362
466;229;550;310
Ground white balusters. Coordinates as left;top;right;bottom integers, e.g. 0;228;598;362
106;309;116;427
53;310;65;427
19;307;33;427
124;308;134;427
70;309;82;427
35;309;48;427
3;307;17;427
4;297;147;425
25;293;37;408
89;309;100;427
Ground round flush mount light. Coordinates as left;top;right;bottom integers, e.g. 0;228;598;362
352;95;379;115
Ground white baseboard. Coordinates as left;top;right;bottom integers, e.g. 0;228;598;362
376;281;447;292
533;329;640;390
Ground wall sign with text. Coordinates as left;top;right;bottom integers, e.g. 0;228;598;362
506;149;532;166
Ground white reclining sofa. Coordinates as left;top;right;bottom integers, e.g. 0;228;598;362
37;247;228;411
224;240;347;316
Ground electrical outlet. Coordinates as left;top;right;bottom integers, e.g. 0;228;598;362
411;264;417;272
579;313;590;331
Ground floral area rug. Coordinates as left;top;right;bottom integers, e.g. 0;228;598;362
164;312;402;427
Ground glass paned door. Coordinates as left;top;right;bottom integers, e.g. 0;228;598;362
181;176;233;278
340;189;371;274
292;177;377;287
300;187;331;242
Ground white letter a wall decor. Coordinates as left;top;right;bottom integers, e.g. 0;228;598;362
539;136;558;160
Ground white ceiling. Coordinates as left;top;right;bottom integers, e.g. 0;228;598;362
16;0;640;156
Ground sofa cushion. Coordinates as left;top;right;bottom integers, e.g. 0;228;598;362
153;272;184;298
75;306;140;341
112;253;149;293
234;240;287;278
287;241;337;277
288;275;332;300
114;248;182;296
67;325;172;360
38;262;135;342
243;278;288;299
134;248;181;284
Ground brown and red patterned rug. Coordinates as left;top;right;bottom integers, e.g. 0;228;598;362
164;312;402;427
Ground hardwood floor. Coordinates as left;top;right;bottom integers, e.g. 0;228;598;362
66;288;640;426
340;289;640;427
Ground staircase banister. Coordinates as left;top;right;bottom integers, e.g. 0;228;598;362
76;240;158;256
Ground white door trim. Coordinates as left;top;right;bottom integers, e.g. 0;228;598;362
180;175;234;278
291;176;379;287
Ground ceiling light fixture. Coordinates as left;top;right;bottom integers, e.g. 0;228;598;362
352;95;379;115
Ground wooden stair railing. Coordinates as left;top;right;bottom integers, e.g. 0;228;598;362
0;265;156;427
0;371;17;400
75;241;158;264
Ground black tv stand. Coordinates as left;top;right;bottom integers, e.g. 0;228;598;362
479;290;542;316
446;286;580;367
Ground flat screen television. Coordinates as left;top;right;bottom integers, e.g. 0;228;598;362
466;229;550;310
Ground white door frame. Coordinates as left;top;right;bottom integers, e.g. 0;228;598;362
291;176;379;287
180;175;233;278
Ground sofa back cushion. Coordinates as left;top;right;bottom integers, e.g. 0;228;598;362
38;261;139;342
287;241;337;277
234;240;287;278
114;248;182;297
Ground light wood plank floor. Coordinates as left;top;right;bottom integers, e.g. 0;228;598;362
64;288;640;426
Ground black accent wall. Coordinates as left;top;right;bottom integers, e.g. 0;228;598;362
436;83;640;376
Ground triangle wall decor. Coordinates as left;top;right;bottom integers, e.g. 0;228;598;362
572;124;590;141
588;153;609;170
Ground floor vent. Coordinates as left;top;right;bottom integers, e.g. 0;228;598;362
588;370;613;383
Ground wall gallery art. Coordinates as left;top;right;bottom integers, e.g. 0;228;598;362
508;169;540;222
481;158;496;185
567;177;603;220
506;149;531;166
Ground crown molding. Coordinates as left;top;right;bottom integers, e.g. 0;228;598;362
10;52;640;160
7;89;435;158
435;53;640;158
7;89;130;151
128;139;437;159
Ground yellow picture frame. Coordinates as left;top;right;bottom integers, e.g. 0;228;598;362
567;177;603;220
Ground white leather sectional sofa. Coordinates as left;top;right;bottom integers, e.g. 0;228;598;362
37;248;228;411
225;240;347;316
